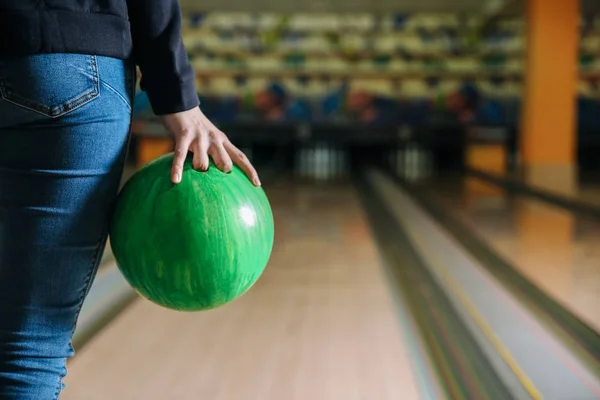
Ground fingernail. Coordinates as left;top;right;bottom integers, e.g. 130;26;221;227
253;177;261;186
174;173;180;183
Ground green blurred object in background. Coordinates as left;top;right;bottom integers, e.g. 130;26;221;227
110;154;275;312
434;92;447;111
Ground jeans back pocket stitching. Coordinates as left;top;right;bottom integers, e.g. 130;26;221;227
0;55;100;118
99;79;132;112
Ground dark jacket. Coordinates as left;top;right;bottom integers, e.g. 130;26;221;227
0;0;198;115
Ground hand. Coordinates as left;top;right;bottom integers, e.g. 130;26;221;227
159;107;260;186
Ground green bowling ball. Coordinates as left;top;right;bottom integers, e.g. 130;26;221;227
109;153;274;311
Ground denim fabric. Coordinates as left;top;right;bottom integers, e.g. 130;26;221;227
0;54;135;399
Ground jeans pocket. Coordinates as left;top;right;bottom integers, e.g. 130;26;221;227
0;54;100;118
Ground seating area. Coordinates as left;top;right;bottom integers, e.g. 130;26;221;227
132;12;600;171
136;12;600;129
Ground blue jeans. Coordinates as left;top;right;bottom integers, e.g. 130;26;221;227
0;54;135;399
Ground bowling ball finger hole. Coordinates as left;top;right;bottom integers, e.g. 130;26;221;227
190;166;232;175
216;166;232;175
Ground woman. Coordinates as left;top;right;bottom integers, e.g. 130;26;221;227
0;1;259;398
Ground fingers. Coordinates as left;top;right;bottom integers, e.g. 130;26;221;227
225;141;260;186
166;112;259;187
171;131;194;184
209;138;233;173
192;131;210;171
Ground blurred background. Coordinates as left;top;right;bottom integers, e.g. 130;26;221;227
62;0;600;399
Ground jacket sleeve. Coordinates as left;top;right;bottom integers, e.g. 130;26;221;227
126;0;199;115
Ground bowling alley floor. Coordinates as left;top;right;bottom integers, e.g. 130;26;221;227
61;180;422;400
63;170;600;399
411;174;600;333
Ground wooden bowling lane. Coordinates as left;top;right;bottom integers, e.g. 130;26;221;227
412;174;600;335
61;182;421;400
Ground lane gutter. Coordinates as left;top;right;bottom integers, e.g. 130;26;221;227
356;174;513;400
467;168;600;220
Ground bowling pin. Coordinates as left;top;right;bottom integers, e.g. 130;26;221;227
326;143;332;181
338;148;343;179
319;143;327;181
325;143;333;181
337;148;342;179
339;147;344;179
419;148;427;179
321;143;328;181
308;144;314;180
406;143;415;181
330;144;336;181
414;144;423;181
313;143;319;181
314;143;320;181
323;143;330;181
403;145;408;179
414;144;421;180
414;144;422;180
330;143;335;181
334;147;340;179
413;144;421;181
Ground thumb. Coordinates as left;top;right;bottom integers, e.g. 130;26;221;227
171;135;193;184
